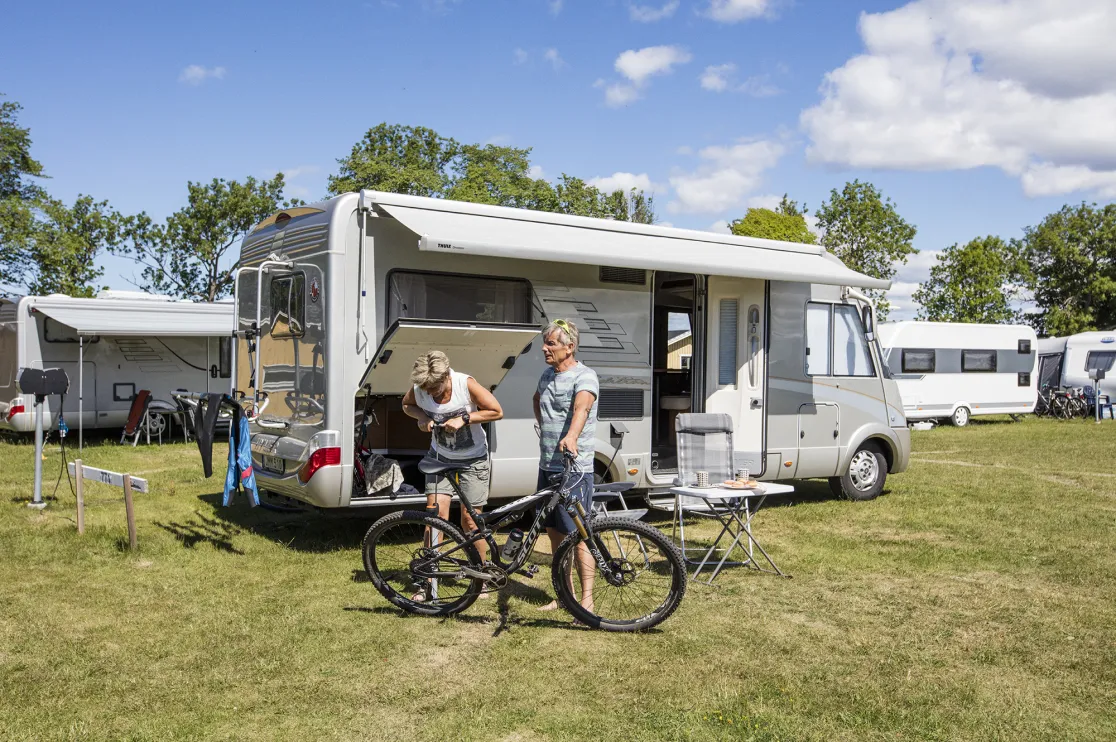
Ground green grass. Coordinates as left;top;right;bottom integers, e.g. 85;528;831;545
1;417;1115;741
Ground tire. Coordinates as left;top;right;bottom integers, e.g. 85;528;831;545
951;406;970;427
362;510;482;617
551;516;687;632
829;442;887;501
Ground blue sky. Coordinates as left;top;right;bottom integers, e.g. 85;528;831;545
4;0;1114;318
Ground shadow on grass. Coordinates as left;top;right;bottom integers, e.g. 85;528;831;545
154;511;246;554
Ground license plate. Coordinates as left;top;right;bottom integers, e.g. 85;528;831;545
261;455;284;474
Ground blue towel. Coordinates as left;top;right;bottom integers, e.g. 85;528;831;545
223;413;260;507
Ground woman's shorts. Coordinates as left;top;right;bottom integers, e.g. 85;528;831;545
425;457;491;507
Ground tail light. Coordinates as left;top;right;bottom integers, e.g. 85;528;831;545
6;404;25;422
296;430;343;484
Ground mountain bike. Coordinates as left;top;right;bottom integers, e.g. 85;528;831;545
361;451;687;632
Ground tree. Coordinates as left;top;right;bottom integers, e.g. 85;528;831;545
729;199;816;244
0;95;46;290
328;124;458;197
112;175;299;302
1016;202;1116;336
445;143;553;209
815;180;917;319
912;236;1026;323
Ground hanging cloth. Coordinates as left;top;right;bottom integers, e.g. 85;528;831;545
223;406;260;507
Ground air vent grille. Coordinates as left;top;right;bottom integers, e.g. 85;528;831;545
599;266;647;285
598;389;644;420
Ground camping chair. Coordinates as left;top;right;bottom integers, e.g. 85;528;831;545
120;389;152;446
171;389;200;443
592;481;648;520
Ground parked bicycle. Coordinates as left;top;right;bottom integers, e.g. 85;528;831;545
361;451;687;632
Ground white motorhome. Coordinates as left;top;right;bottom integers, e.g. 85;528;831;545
232;191;911;508
0;292;234;438
878;321;1038;426
1036;331;1116;399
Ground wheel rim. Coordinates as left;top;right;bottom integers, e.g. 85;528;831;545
369;519;475;608
954;407;969;426
145;413;166;435
848;449;879;491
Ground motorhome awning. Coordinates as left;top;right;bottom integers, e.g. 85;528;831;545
29;297;234;336
361;190;890;290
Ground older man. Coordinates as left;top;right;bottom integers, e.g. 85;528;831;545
534;318;598;616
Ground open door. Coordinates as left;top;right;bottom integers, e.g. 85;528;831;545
358;319;540;396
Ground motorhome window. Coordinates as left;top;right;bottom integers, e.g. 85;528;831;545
270;274;305;338
43;317;99;344
718;299;739;385
902;349;935;373
387;271;533;325
962;350;997;372
832;305;876;377
218;336;232;378
1018;372;1031;387
1018;339;1031;354
1085;350;1116;372
805;302;832;376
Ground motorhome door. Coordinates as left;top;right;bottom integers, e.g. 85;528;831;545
704;278;766;473
358;320;541;396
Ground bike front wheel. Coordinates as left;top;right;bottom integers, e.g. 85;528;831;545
362;510;482;617
551;516;687;632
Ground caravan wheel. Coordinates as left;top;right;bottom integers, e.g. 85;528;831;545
951;406;971;427
828;443;887;501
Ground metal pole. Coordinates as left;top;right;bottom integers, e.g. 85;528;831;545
79;336;84;452
29;396;46;509
1096;380;1101;424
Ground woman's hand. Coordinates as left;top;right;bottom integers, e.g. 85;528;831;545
443;416;466;433
418;419;435;433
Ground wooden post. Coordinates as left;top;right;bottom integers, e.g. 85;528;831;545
75;459;85;535
123;474;137;551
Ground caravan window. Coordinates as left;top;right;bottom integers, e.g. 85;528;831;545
962;350;997;372
902;349;935;373
270;273;305;338
833;305;876;377
805;302;832;376
387;270;533;326
1085;350;1116;372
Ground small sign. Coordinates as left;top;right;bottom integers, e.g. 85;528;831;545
310;277;320;303
1102;337;1114;344
68;463;148;494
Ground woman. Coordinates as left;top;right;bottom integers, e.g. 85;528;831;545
402;350;503;568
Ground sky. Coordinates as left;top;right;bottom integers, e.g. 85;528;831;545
3;0;1115;319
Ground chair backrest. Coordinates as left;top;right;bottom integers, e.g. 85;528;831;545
123;389;152;436
172;390;198;435
676;413;735;489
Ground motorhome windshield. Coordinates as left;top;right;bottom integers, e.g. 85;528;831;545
387;270;533;325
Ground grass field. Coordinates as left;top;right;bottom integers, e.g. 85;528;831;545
2;417;1115;741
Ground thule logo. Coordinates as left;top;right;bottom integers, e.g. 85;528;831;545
436;242;463;250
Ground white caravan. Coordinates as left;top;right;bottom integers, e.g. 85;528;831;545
0;292;234;439
1036;331;1116;399
232;191;911;508
878;321;1038;426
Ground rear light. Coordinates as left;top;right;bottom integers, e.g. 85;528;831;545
6;404;25;421
298;447;341;483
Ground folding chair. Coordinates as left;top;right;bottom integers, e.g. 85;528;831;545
120;389;152;446
592;481;648;520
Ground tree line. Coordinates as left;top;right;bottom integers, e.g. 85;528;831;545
2;93;1113;335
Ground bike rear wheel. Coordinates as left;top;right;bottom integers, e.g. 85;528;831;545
362;510;482;617
551;516;686;632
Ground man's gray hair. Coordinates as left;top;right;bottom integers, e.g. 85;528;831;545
411;350;451;390
544;319;579;350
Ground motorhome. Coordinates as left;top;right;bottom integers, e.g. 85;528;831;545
0;292;234;439
1036;331;1116;399
232;191;911;508
878;321;1038;426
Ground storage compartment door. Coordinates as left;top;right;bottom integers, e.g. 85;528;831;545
795;402;839;478
358;319;540;396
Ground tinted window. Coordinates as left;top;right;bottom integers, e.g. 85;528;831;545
270;273;305;338
833;305;876;377
388;271;533;325
902;349;935;373
218;336;233;378
962;350;997;372
805;302;831;376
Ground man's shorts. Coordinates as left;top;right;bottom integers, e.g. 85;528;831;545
537;469;594;534
425;457;491;507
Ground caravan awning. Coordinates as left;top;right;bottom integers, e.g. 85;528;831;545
362;190;890;290
29;297;234;336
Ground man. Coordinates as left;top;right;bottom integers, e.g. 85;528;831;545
534;318;598;617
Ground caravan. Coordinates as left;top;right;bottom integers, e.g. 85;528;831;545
231;191;911;508
0;292;234;438
1036;331;1116;399
878;321;1038;426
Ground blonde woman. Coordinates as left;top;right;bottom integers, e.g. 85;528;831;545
402;351;503;568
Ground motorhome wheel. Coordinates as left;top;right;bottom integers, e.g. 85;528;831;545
828;443;887;501
951;406;970;427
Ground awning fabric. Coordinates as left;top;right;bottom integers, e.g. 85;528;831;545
29;297;234;336
361;190;890;290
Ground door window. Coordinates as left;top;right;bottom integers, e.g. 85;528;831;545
805;302;832;376
833;305;876;377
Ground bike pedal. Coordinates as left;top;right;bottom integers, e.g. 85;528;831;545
524;564;539;579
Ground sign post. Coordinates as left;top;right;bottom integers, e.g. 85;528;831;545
75;459;85;534
67;462;148;549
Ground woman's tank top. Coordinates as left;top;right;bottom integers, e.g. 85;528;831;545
413;370;488;461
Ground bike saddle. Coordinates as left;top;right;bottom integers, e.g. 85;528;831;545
418;457;469;476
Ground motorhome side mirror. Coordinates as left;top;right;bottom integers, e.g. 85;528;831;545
861;306;874;332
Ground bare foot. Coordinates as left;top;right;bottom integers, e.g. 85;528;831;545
537;600;560;611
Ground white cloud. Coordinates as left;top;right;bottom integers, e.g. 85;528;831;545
178;65;226;86
276;165;321;201
676;145;694;155
801;0;1116;198
513;48;529;65
668;138;785;213
630;1;680;22
615;45;692;85
549;0;563;14
588;172;657;194
544;48;566;70
885;281;922;318
528;165;545;179
708;220;732;234
602;82;641;107
700;64;736;92
739;74;780;97
705;0;773;23
745;194;782;210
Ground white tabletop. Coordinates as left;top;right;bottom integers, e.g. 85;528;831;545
670;483;795;499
